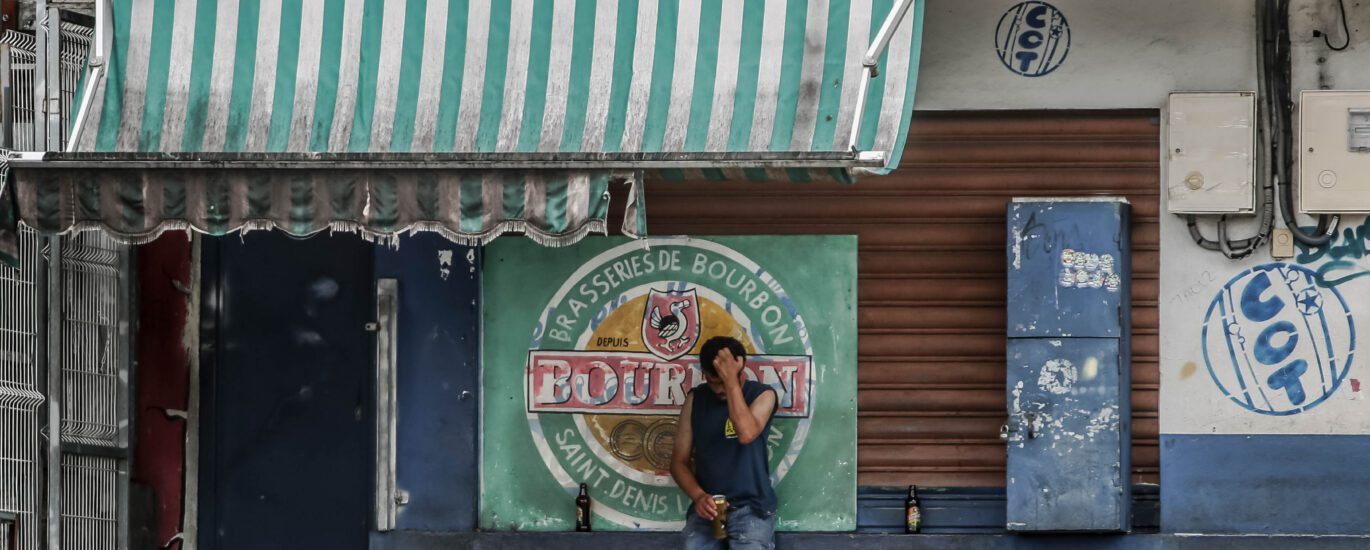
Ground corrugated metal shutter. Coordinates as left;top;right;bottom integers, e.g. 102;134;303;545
645;110;1159;487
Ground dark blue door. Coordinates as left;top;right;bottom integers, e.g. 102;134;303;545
373;233;481;533
1004;198;1132;532
200;231;373;550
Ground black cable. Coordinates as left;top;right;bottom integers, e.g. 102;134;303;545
1313;0;1351;51
1273;0;1340;246
1186;2;1280;259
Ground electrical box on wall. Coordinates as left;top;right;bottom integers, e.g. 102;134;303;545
1165;92;1256;214
1300;90;1370;214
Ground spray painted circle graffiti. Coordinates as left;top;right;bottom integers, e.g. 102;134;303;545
1201;263;1356;415
995;1;1071;77
525;239;815;528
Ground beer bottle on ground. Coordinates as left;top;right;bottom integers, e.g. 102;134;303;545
905;485;921;534
576;483;592;532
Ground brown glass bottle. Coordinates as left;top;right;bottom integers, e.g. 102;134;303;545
575;483;592;532
905;485;921;534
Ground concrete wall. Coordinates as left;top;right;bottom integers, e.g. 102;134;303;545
913;0;1370;536
914;0;1370;110
1155;0;1370;536
914;0;1256;110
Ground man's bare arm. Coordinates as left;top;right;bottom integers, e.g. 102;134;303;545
716;349;776;444
670;393;717;519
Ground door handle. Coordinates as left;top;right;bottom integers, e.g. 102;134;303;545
1003;412;1043;442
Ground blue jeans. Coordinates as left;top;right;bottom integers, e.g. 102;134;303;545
683;505;776;550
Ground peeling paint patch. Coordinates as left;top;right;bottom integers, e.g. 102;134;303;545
1179;361;1198;381
1012;227;1024;270
1038;359;1077;395
1086;407;1118;438
438;249;454;280
1353;378;1362;393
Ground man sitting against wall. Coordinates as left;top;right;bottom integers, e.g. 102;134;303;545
671;336;779;549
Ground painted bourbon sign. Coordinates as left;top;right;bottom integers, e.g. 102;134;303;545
483;236;856;532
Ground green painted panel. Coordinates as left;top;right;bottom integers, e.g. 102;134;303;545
481;235;857;532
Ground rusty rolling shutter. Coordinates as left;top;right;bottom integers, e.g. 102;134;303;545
645;110;1160;488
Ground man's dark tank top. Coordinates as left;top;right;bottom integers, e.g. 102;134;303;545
689;380;777;515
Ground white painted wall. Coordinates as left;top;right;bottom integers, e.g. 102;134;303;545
1160;0;1370;435
1291;0;1370;92
914;0;1257;110
914;0;1370;433
1157;213;1370;435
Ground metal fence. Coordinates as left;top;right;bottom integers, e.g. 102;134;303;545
57;21;92;148
1;16;93;151
0;227;44;550
3;30;37;151
1;511;19;550
58;455;118;550
0;227;129;550
58;231;123;447
0;12;127;550
57;230;127;550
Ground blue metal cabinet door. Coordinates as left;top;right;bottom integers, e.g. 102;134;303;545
1005;337;1129;532
1006;199;1130;339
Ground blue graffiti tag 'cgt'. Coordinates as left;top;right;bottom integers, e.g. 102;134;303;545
1202;263;1356;415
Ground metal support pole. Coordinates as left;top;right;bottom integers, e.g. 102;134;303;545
182;234;201;550
863;0;917;75
1;43;12;149
847;68;874;153
116;243;134;550
65;0;110;152
847;0;917;154
43;7;61;151
44;236;60;550
31;0;48;150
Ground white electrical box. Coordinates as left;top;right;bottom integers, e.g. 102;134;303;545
1165;92;1256;214
1300;90;1370;214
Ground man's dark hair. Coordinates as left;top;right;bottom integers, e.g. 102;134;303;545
699;336;747;377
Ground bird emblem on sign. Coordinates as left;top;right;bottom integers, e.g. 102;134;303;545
642;288;700;361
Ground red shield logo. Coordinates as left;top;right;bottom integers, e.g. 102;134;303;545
642;289;700;361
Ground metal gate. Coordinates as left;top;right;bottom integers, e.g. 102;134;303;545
56;230;129;550
0;11;126;550
0;228;130;550
0;228;44;550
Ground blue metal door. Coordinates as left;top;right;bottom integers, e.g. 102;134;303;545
1006;338;1125;530
372;234;481;534
1004;198;1131;532
199;231;373;550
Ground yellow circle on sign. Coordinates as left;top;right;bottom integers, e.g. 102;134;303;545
583;293;756;475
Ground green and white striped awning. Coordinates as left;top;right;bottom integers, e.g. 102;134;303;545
1;0;924;263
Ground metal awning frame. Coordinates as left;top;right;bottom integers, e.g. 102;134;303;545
6;150;887;171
